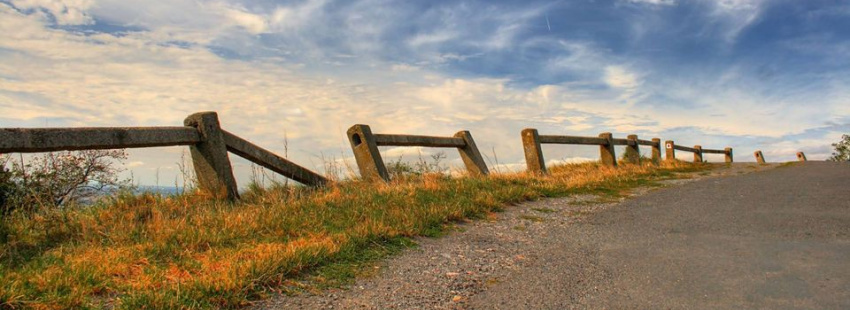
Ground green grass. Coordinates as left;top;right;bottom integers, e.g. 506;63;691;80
0;161;710;309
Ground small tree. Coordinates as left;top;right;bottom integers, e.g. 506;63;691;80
829;134;850;162
3;150;131;212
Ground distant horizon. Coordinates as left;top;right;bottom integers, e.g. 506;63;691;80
2;0;848;186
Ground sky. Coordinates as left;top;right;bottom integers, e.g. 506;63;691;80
1;0;849;186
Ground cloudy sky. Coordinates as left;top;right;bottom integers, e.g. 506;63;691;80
1;0;848;186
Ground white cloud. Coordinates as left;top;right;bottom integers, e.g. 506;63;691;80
604;66;639;90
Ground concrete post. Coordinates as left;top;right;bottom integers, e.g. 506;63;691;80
665;140;676;161
184;112;239;201
694;145;703;163
599;132;617;167
754;150;766;164
651;138;661;165
625;134;641;164
521;128;546;174
454;130;490;176
347;124;389;182
725;147;733;163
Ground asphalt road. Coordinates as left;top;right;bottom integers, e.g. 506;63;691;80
470;162;850;309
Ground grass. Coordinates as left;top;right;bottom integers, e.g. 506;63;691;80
0;160;708;309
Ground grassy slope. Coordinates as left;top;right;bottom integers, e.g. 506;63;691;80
0;161;707;309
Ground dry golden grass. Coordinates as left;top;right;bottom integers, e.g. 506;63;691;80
0;160;706;309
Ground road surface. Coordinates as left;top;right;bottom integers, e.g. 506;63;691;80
471;161;850;309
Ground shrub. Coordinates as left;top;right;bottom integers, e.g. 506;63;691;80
829;134;850;162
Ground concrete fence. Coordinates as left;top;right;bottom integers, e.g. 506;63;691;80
0;111;327;201
521;129;663;174
665;140;733;164
347;124;489;182
2;111;813;201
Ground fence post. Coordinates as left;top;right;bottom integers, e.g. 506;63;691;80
184;112;239;201
347;124;389;182
725;147;733;163
694;145;703;163
665;140;676;161
521;128;546;174
599;132;617;167
754;150;766;164
651;138;661;165
797;152;807;162
625;134;641;164
455;130;490;176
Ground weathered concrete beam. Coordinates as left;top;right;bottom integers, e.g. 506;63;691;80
347;124;389;182
222;131;328;187
0;127;200;153
665;140;676;161
797;152;807;162
184;112;239;201
636;139;658;146
700;149;728;154
521;128;546;174
624;134;641;164
754;150;766;164
725;147;734;163
599;132;617;167
374;134;466;148
538;135;608;145
673;145;699;153
694;145;704;163
651;138;662;164
610;138;636;146
455;130;489;176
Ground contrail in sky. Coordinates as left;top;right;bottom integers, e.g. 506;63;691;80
546;13;551;31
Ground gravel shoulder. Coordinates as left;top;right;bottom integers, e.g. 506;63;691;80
254;163;789;309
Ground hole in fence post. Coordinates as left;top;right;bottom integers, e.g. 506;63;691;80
346;124;389;182
351;133;362;146
665;140;676;162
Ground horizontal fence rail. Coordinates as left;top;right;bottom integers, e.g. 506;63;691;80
1;112;329;201
537;135;608;145
373;134;467;148
347;124;489;182
0;127;200;153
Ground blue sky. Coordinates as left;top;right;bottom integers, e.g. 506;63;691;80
1;0;848;186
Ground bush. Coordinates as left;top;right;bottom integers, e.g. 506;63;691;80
1;150;131;213
829;134;850;162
